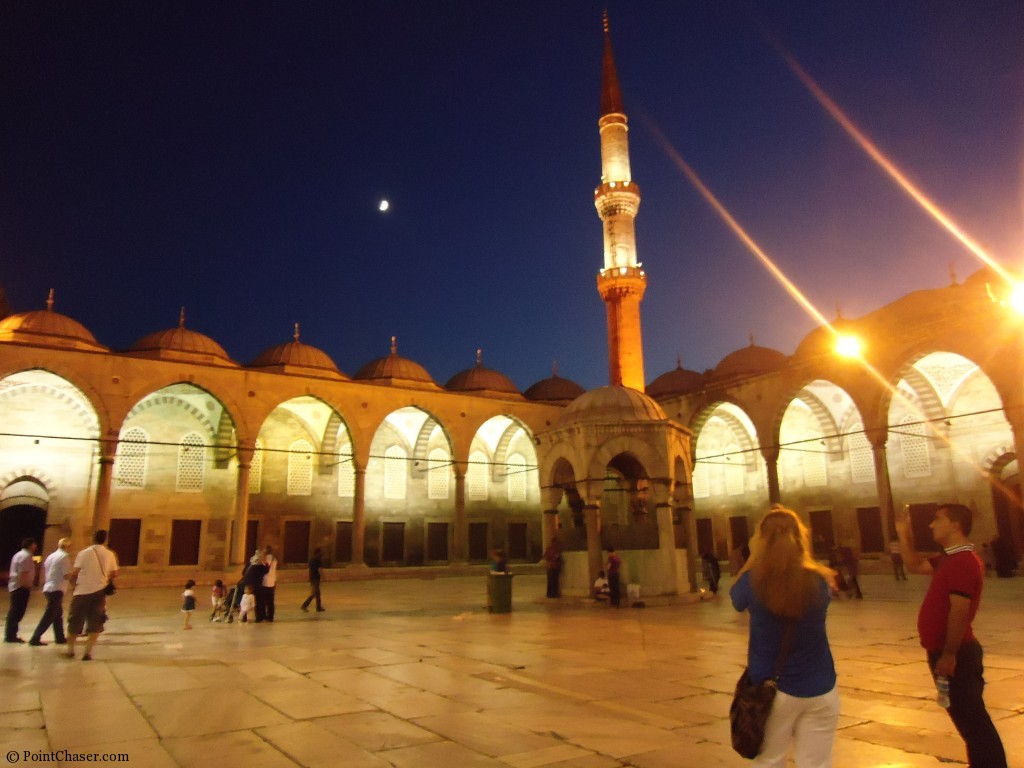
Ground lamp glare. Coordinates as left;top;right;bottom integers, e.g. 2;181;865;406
835;334;862;358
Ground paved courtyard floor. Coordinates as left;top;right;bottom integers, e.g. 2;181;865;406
1;574;1021;768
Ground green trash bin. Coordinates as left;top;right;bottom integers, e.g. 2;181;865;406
488;571;513;613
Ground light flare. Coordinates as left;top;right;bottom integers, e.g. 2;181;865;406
772;43;1013;284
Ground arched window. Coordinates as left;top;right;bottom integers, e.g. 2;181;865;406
507;453;526;502
724;444;744;495
248;439;264;495
337;444;355;498
468;450;488;500
801;431;827;487
428;447;449;500
692;453;710;498
384;445;407;499
900;414;931;478
287;439;313;496
176;432;206;492
848;425;875;483
115;427;148;489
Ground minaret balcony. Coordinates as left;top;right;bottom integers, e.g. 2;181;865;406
597;267;647;301
594;181;641;217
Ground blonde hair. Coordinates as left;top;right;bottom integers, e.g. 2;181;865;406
744;506;834;619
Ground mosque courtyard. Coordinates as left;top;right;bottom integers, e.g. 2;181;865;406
1;573;1021;768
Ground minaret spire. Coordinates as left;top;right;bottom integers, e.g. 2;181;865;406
594;14;646;391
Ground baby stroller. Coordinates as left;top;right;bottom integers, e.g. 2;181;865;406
211;584;238;623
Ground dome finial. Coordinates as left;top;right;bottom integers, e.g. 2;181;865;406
390;335;397;355
949;261;959;286
835;301;843;321
748;332;755;347
46;288;54;312
293;322;300;342
179;306;186;328
676;353;683;370
603;9;610;33
551;360;559;377
476;348;482;367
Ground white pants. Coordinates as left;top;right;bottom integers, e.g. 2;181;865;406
754;685;840;768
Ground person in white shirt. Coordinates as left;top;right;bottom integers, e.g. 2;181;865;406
5;538;37;643
65;529;118;661
29;538;71;646
259;546;278;622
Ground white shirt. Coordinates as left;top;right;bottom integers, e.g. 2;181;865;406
42;548;70;593
262;554;277;587
7;548;34;592
72;544;118;596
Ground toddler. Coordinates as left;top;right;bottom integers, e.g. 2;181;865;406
237;585;256;623
210;579;225;621
181;580;197;629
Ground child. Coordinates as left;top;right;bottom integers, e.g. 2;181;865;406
210;579;225;621
182;580;197;630
593;570;610;601
237;585;256;624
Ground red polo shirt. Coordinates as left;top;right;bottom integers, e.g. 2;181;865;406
917;546;983;652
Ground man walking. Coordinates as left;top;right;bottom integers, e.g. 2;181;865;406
29;537;71;646
65;529;118;661
896;503;1007;767
5;538;37;643
301;548;325;612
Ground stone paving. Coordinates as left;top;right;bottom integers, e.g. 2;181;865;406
1;574;1021;768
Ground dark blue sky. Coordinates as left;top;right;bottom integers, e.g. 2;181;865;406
3;1;1022;392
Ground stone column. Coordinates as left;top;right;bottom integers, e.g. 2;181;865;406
762;447;781;505
230;445;253;566
542;509;560;548
350;465;367;565
869;430;896;545
584;503;602;588
453;469;467;562
91;442;116;531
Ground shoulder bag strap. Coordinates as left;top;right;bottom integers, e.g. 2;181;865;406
91;546;108;583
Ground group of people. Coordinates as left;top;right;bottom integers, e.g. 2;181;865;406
544;539;626;607
732;503;1006;767
5;529;118;661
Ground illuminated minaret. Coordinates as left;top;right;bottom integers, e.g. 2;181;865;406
595;13;646;391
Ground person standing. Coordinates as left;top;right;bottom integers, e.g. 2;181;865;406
243;551;268;621
700;550;721;594
5;538;37;643
29;537;71;646
731;507;840;767
65;529;118;661
301;548;325;612
259;546;277;622
543;540;563;598
838;543;863;599
606;547;622;607
896;503;1007;768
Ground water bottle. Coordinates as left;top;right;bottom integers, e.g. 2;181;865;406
935;675;951;708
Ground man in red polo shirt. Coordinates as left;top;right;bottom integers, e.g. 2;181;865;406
896;503;1006;768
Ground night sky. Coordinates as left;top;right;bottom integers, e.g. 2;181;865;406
2;1;1022;392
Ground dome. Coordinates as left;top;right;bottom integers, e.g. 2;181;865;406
559;385;666;427
794;319;858;359
524;372;586;403
647;358;704;398
0;290;107;352
711;341;786;381
127;309;237;367
249;325;347;380
445;351;521;397
353;337;440;390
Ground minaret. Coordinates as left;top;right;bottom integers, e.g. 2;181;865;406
595;13;646;391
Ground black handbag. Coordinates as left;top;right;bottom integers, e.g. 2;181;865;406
730;621;795;759
92;547;116;595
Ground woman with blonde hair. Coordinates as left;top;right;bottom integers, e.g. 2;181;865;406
731;506;840;767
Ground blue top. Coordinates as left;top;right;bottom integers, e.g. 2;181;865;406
730;571;836;697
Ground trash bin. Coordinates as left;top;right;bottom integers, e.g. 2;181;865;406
488;571;514;613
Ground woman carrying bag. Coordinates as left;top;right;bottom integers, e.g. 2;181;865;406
730;506;840;767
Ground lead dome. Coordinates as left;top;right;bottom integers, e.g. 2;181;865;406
127;308;237;367
0;290;107;352
445;351;521;398
353;337;440;390
558;385;666;427
250;325;347;380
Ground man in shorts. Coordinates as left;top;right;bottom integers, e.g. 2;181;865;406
65;529;118;661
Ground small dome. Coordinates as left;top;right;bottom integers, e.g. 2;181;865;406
445;351;521;397
647;357;704;398
353;336;439;390
127;308;236;367
524;372;586;403
559;385;666;427
250;325;347;380
0;290;107;352
711;340;786;381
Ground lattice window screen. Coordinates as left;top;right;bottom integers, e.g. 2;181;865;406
287;439;313;496
115;427;148;488
176;432;205;492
